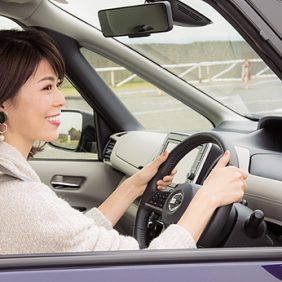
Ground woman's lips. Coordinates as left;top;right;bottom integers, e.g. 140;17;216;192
46;114;61;127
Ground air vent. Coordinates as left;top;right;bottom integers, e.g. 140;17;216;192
103;139;116;162
177;4;202;22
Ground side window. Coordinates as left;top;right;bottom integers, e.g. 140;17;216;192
81;48;212;132
0;16;21;30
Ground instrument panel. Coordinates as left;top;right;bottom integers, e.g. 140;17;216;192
159;132;211;186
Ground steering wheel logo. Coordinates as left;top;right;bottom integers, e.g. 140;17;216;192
168;192;183;212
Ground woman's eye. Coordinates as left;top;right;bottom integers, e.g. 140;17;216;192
43;85;52;91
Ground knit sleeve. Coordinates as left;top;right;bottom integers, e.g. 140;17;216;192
1;181;195;254
84;209;196;249
83;210;196;250
148;224;196;249
85;208;113;230
0;181;141;254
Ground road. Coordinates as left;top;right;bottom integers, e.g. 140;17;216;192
115;78;282;130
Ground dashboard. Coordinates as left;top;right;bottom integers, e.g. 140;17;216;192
104;128;282;232
104;131;212;186
104;131;282;226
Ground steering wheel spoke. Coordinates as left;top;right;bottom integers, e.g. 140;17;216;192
145;190;172;212
161;183;200;226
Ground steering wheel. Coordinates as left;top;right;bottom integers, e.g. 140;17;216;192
134;131;239;249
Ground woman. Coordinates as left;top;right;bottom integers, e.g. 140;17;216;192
0;29;248;254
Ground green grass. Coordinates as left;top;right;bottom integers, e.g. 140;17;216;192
54;139;79;150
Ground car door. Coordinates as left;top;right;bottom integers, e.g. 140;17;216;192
0;249;281;282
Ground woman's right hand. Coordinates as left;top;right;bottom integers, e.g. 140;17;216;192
200;150;248;208
177;150;248;242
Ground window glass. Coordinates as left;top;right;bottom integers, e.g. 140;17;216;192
0;16;21;30
54;0;282;118
81;48;212;131
116;0;282;118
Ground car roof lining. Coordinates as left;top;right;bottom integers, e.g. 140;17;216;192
0;0;41;20
1;0;36;3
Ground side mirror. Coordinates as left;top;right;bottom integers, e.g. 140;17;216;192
98;2;173;38
50;109;97;153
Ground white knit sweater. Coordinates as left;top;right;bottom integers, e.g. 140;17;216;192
0;142;196;254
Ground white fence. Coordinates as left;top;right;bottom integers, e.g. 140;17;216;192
96;58;275;87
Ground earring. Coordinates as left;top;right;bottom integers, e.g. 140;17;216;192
0;112;7;142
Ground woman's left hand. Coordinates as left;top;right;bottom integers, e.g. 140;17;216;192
99;151;176;226
127;151;176;198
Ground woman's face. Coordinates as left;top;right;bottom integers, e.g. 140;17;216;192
3;59;66;148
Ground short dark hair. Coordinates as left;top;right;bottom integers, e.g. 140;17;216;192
0;29;66;157
0;28;65;106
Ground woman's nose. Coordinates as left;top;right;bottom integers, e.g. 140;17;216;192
54;88;66;107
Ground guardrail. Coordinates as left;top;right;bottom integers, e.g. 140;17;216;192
96;58;275;87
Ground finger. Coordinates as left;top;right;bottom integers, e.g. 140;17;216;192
152;151;169;169
233;168;248;180
240;178;248;190
157;179;171;187
237;169;249;179
157;177;174;187
162;175;174;182
157;181;168;189
222;166;248;180
157;182;171;189
214;150;230;169
171;168;177;175
157;184;167;190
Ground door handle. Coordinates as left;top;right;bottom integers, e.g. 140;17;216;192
50;175;85;190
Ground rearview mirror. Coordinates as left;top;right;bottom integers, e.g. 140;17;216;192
146;0;212;27
98;2;173;38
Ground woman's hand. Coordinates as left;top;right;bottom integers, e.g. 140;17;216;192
178;150;248;242
200;150;248;207
127;151;176;198
98;151;175;226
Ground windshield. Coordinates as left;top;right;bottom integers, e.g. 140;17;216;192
53;0;282;118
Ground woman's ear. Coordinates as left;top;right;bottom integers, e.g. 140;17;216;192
1;99;12;112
